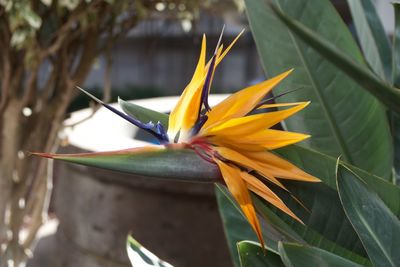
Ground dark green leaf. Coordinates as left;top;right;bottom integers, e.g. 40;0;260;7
237;241;284;267
245;0;394;180
253;197;371;266
346;0;392;80
278;242;364;267
392;3;400;183
337;164;400;267
392;112;400;182
118;98;169;128
392;2;400;86
126;235;173;267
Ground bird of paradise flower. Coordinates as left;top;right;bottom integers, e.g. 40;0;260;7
34;28;320;247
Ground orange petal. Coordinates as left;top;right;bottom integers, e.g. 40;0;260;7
203;102;309;137
211;129;310;150
240;171;302;223
214;146;288;191
215;159;264;247
242;151;320;182
203;70;293;130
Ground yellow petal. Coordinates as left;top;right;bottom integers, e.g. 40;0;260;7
203;70;293;130
214;146;288;191
211;129;310;150
203;102;309;137
242;151;320;182
215;159;264;247
168;35;207;140
240;171;302;223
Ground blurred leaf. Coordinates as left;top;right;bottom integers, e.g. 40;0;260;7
278;242;364;267
127;235;173;267
33;147;220;182
60;0;80;10
237;241;284;267
40;0;52;6
21;5;42;29
10;30;28;48
336;164;400;267
245;0;394;180
346;0;392;80
119;98;169;128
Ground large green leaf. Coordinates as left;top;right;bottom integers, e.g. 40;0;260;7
278;242;364;267
118;98;169;128
336;164;400;267
127;235;173;267
245;0;394;179
264;1;400;115
346;0;392;80
237;241;284;267
33;148;220;182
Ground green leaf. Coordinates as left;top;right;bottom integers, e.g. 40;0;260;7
277;145;400;217
119;98;169;128
33;148;220;183
391;112;400;182
245;0;394;180
392;3;400;182
253;197;371;266
392;2;400;86
216;182;370;266
346;0;392;80
278;242;364;267
272;145;400;264
237;241;284;267
260;0;400;115
126;235;173;267
336;164;400;267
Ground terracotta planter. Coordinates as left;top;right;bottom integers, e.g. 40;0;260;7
30;96;233;267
